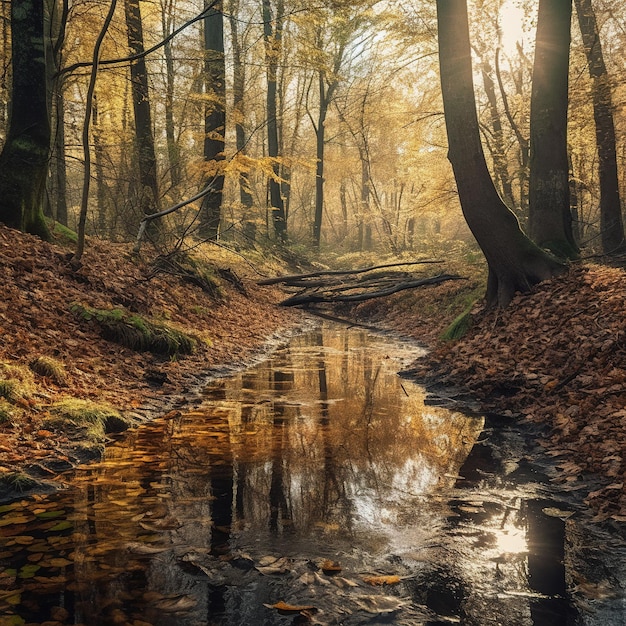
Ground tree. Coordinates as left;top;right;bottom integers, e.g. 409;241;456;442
262;0;287;241
199;0;226;240
528;0;578;259
574;0;626;255
436;0;564;307
0;0;51;239
125;0;160;219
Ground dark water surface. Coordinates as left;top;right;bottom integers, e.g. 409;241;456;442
0;323;622;625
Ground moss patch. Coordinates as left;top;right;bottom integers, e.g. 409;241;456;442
30;356;67;385
0;362;36;402
45;399;132;442
71;304;197;357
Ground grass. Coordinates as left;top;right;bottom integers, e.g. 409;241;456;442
0;471;39;494
30;356;67;385
0;362;35;402
71;303;197;357
45;398;132;442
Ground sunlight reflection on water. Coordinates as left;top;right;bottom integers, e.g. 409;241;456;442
0;322;584;625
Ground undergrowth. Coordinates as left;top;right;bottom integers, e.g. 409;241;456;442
71;303;197;356
45;398;132;441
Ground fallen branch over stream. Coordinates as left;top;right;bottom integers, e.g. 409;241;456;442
257;260;443;285
278;274;465;306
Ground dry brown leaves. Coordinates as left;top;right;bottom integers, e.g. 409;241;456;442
407;264;626;520
0;224;299;475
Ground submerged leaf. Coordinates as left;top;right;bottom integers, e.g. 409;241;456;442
263;601;317;615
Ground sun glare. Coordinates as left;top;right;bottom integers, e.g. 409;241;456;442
498;2;526;55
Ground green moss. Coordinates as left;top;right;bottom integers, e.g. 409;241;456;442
30;356;67;385
0;399;23;424
0;363;35;402
50;221;78;245
0;471;39;494
71;304;197;357
441;307;474;341
45;399;132;441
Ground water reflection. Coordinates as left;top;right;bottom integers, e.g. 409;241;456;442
0;323;583;625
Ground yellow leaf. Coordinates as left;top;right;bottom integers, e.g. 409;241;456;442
263;601;316;614
363;575;402;586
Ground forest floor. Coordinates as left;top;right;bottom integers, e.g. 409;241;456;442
1;223;625;525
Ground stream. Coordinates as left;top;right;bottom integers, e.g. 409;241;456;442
1;322;625;625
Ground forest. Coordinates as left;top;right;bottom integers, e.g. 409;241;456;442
1;0;626;624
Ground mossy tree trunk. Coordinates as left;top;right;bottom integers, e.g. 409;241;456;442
0;0;51;239
436;0;564;307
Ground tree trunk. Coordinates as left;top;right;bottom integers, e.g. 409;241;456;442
262;0;287;241
528;0;578;259
313;73;328;248
228;0;255;241
437;0;564;307
479;57;515;208
199;0;226;241
161;3;182;190
0;0;51;239
125;0;160;218
574;0;626;254
53;87;69;227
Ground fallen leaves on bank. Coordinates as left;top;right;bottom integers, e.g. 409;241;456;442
0;224;300;488
403;264;626;521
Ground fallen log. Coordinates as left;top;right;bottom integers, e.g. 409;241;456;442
258;260;442;285
279;274;464;306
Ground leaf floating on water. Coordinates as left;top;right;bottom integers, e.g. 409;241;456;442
263;601;317;615
362;575;402;586
321;559;342;575
256;556;290;575
125;542;168;555
154;594;197;613
542;507;574;520
353;594;407;614
49;558;73;568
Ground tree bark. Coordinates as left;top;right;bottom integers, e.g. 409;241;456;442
199;0;226;241
436;0;564;308
574;0;626;255
125;0;160;218
528;0;578;259
161;1;182;190
479;56;514;209
0;0;51;239
262;0;287;241
228;0;255;241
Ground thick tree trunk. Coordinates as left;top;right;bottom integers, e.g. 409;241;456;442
0;0;51;239
199;0;226;241
125;0;160;218
574;0;626;255
528;0;578;259
262;0;287;241
437;0;564;307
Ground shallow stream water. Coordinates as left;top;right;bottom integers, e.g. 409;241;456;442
0;322;624;625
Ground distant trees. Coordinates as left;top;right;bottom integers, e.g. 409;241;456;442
0;0;623;270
